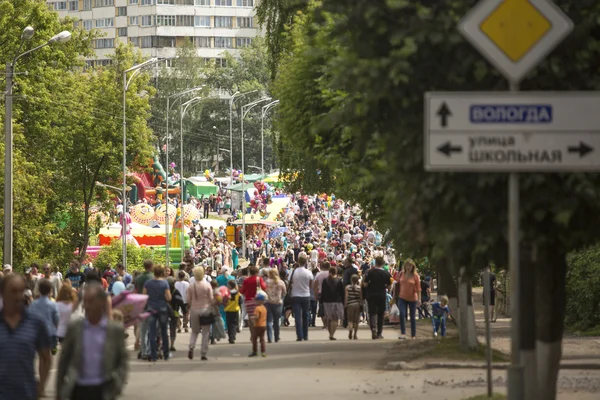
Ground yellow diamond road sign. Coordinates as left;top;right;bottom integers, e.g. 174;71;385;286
459;0;573;83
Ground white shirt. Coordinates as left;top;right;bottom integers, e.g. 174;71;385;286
289;267;314;298
343;233;352;243
314;271;329;295
175;280;190;304
56;301;74;338
310;249;319;262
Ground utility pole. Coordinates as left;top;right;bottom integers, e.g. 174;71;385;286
216;137;220;175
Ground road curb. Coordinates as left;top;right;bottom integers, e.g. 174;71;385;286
385;361;600;371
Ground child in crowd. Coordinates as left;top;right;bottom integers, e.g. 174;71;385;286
431;295;451;338
210;280;226;344
225;280;241;344
112;309;125;324
249;292;268;357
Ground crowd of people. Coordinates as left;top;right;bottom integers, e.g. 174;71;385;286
0;193;455;400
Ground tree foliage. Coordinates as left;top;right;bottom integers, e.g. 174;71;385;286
93;241;166;272
151;38;273;177
0;1;155;267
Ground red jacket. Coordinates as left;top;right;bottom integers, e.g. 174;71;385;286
240;275;266;301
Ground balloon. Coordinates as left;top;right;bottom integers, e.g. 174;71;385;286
219;286;230;302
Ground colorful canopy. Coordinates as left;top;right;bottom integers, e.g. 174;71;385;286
129;203;156;225
154;204;177;224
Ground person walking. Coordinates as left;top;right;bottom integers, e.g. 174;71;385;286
345;274;363;340
396;259;421;340
135;260;154;359
143;265;172;362
290;255;314;341
265;268;286;343
174;271;190;333
320;266;345;340
249;291;268;357
187;266;216;361
56;283;129;400
240;266;267;335
363;256;391;340
56;282;78;344
29;279;59;354
0;274;52;400
224;280;241;344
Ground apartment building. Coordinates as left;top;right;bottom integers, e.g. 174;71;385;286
48;0;259;67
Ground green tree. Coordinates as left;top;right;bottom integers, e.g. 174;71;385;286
272;1;600;396
0;0;97;267
49;43;156;261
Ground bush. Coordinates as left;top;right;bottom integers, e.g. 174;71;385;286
565;244;600;331
93;241;166;272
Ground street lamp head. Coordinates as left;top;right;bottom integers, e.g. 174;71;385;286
49;31;71;44
21;26;35;41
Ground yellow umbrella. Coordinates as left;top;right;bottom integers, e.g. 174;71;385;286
129;203;156;225
154;204;178;224
182;204;200;226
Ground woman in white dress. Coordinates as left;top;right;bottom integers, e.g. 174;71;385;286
55;282;79;343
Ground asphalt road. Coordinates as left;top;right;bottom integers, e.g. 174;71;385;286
44;321;599;400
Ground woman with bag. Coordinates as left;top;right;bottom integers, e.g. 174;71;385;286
396;259;421;340
265;269;287;343
240;266;267;334
320;266;345;340
187;266;216;361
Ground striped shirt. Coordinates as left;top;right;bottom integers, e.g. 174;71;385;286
346;284;362;306
0;309;50;400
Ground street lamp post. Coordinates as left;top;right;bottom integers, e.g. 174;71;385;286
261;100;279;175
122;57;165;269
3;27;71;267
164;86;204;265
229;90;257;185
240;97;271;259
179;96;214;259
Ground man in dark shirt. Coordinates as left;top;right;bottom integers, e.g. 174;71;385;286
0;274;51;400
135;260;155;360
363;257;391;339
65;260;86;292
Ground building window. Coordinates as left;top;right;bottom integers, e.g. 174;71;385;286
95;38;115;49
95;0;114;7
95;18;114;28
236;17;252;28
141;15;153;26
54;2;67;11
176;0;194;4
156;36;176;47
83;20;93;30
157;0;175;4
129;37;140;47
68;0;78;10
156;15;176;26
118;27;128;37
117;6;127;16
215;58;227;67
141;36;153;48
214;37;232;48
214;16;232;28
195;0;209;4
236;0;252;6
141;0;155;5
236;37;252;48
194;16;210;27
215;0;232;6
83;0;92;10
129;0;138;3
176;15;194;26
194;36;211;48
129;16;139;25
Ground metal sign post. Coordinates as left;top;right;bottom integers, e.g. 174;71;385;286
422;1;576;399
